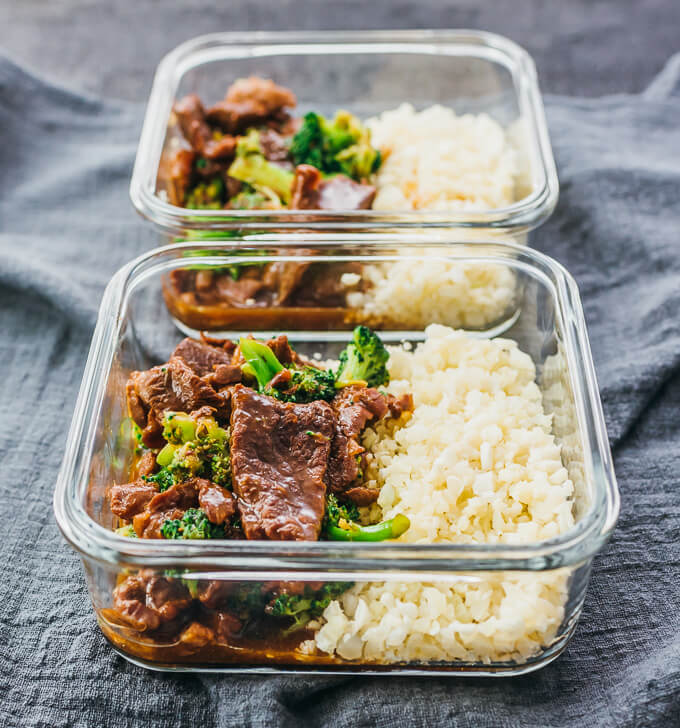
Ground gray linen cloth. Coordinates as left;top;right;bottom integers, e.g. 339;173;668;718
0;51;679;728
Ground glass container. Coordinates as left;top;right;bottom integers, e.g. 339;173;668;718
54;240;618;674
130;30;558;239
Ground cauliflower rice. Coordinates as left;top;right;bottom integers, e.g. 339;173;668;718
367;104;518;211
314;325;575;664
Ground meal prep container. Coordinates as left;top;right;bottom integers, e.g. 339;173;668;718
130;30;558;239
54;239;618;675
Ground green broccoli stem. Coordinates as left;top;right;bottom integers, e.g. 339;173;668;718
238;338;284;390
326;514;410;542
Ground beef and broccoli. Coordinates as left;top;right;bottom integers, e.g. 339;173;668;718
160;76;381;211
108;327;413;651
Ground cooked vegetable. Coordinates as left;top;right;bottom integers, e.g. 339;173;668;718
185;178;225;209
239;337;336;403
290;110;380;181
323;493;409;542
161;508;226;539
157;413;231;487
268;367;337;404
114;525;137;538
227;130;294;204
142;468;175;493
335;325;390;388
267;582;354;632
238;338;284;390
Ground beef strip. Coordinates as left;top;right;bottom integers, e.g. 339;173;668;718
198;481;237;525
165;148;196;206
203;363;243;388
290;164;321;209
229;385;335;540
200;332;237;355
127;356;226;440
343;485;380;506
172;337;233;377
326;386;413;496
290;164;376;210
132;480;200;538
174;93;212;151
174;93;237;161
110;480;158;520
259;129;291;163
202;135;237;161
113;571;192;631
207;77;296;134
136;449;158;479
261;252;316;305
214;271;267;305
179;621;214;649
318;175;376;210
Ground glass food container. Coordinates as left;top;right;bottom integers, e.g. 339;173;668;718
54;240;618;675
130;30;558;240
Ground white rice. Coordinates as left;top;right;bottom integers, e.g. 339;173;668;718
314;325;575;664
367;104;518;211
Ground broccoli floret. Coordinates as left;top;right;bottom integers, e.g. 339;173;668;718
225;583;269;621
227;130;294;204
156;413;232;487
324;492;360;526
185;177;225;209
335;326;390;389
290;110;381;181
142;467;175;493
114;525;137;538
239;337;337;403
267;581;354;633
323;493;410;542
267;366;337;404
161;508;226;539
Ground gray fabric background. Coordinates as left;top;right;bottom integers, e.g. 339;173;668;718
1;2;679;726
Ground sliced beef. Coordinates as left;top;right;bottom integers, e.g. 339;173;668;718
262;254;314;305
136;449;158;479
198;481;237;525
290;165;375;211
174;93;212;151
215;271;267;305
326;386;413;495
200;332;237;355
132;480;200;538
203;363;243;388
202;135;237;161
230;386;334;540
259;129;291;163
110;480;158;520
386;392;414;419
172;337;233;377
290;164;321;209
127;356;226;435
179;621;215;649
197;580;238;609
318;175;376;210
207;77;296;134
166;148;196;206
343;485;380;506
264;334;298;366
113;571;192;631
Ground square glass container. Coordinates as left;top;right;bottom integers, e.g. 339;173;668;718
54;240;618;675
130;30;558;238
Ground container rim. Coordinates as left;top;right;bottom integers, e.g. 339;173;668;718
54;237;619;572
129;29;558;233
